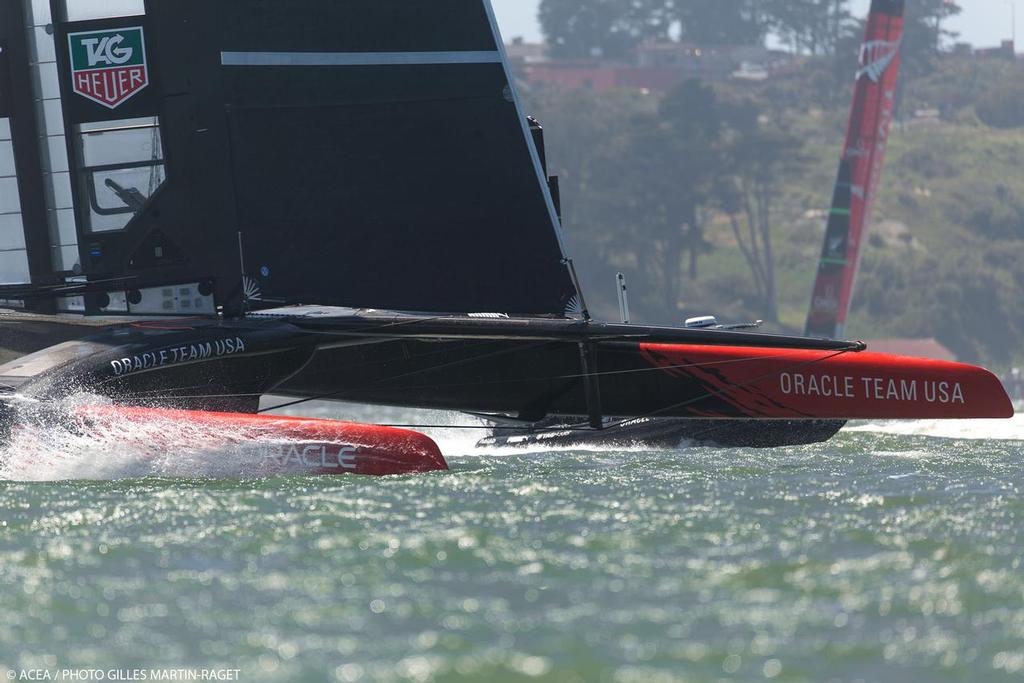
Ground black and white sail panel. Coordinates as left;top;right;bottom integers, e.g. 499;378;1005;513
0;47;30;284
0;0;67;287
0;0;581;315
209;0;578;315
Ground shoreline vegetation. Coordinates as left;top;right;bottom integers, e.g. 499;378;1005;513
517;0;1023;370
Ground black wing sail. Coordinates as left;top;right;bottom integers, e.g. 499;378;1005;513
215;0;579;315
0;0;581;317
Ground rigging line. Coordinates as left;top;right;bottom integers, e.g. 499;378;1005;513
290;319;646;343
298;328;663;348
112;344;863;412
223;93;509;114
580;348;857;432
89;319;495;393
258;340;557;414
353;346;866;393
277;314;462;338
364;348;858;434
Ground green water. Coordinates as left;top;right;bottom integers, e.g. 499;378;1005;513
1;413;1023;682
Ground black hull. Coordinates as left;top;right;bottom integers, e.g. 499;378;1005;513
478;418;847;450
0;309;1011;439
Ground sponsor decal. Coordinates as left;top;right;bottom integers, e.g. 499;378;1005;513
856;39;901;83
262;444;359;470
564;295;585;319
780;372;966;405
844;140;871;159
68;26;148;109
812;295;841;314
811;284;841;314
110;337;247;376
243;276;263;302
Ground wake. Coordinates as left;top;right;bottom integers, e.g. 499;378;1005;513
0;395;387;481
847;408;1024;441
4;394;1017;482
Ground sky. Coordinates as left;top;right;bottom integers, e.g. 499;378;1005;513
490;0;1019;49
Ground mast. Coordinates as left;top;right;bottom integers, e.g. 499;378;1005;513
0;0;587;317
805;0;905;339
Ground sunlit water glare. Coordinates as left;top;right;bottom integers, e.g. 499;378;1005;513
1;400;1022;682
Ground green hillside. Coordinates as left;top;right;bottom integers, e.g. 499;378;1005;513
525;58;1024;369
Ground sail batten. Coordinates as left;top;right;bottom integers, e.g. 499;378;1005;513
220;51;503;67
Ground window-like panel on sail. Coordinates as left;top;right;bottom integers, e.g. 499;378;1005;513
43;135;69;173
0;140;15;177
43;170;73;210
75;118;165;233
79;119;162;165
26;26;56;65
0;249;31;284
65;0;145;22
0;213;27;252
29;62;60;101
54;245;78;273
0;176;21;212
0;117;29;285
0;47;10;118
23;0;79;273
50;206;76;245
27;0;51;25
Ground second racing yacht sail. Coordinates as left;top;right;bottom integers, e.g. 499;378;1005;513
806;0;905;339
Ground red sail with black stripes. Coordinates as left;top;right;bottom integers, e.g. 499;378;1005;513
806;0;905;339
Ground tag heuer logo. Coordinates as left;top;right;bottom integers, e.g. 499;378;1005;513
68;26;148;109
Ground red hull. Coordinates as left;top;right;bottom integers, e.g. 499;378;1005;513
76;406;449;476
641;344;1014;420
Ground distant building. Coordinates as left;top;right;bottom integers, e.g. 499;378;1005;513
972;40;1016;60
505;37;548;65
866;339;957;362
507;40;799;93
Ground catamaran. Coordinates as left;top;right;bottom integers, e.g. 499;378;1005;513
481;0;929;449
0;0;1012;475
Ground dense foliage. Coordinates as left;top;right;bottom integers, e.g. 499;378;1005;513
538;0;961;67
522;53;1024;367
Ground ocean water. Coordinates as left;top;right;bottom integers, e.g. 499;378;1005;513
1;400;1022;683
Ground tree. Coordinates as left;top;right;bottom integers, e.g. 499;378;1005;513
976;76;1024;129
538;0;674;60
900;0;962;79
674;0;768;46
714;100;804;323
764;0;853;56
519;86;657;308
587;80;725;312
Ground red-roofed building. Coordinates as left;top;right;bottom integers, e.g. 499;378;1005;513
866;338;958;362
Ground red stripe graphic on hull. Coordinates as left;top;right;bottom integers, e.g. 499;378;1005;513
640;343;1014;420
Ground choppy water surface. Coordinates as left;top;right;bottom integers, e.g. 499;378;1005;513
1;403;1022;682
